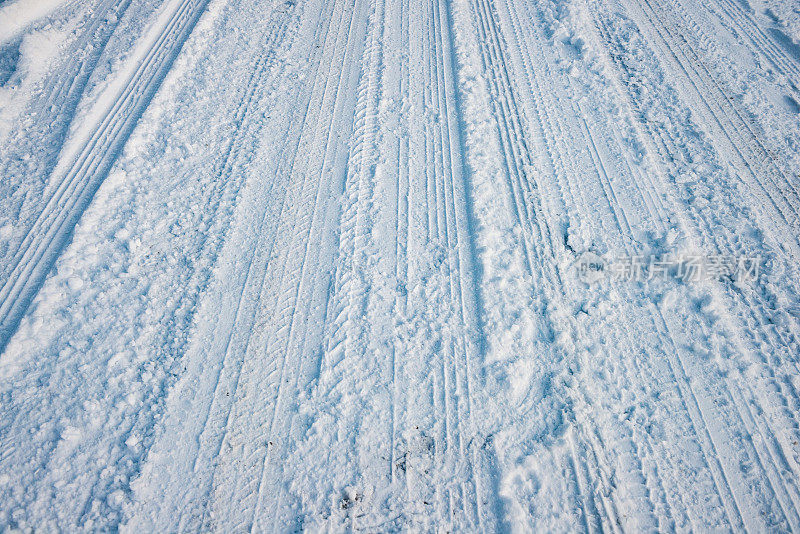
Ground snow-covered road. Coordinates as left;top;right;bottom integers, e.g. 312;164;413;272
2;0;800;530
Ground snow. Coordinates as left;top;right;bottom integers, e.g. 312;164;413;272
2;0;800;530
0;0;68;45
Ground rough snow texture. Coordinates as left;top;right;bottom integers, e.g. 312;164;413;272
2;0;800;530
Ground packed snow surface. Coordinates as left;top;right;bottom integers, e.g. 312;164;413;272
2;0;800;530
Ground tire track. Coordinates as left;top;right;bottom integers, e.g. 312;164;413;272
496;0;770;526
388;0;410;497
501;2;736;527
586;3;800;527
506;5;670;524
633;0;800;251
573;2;800;527
462;0;630;529
305;0;389;526
468;0;800;528
123;1;327;530
107;0;317;528
705;0;800;90
0;0;213;353
192;1;369;528
434;0;484;525
0;0;133;227
593;1;800;360
120;0;339;529
0;0;307;528
465;0;650;529
614;0;800;437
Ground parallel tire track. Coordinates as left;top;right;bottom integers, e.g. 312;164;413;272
471;0;800;529
708;0;800;90
497;0;674;526
635;0;800;252
0;0;133;217
463;0;627;528
120;0;321;529
181;1;370;527
0;0;212;352
588;2;800;528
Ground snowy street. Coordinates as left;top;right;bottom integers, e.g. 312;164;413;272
2;0;800;529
